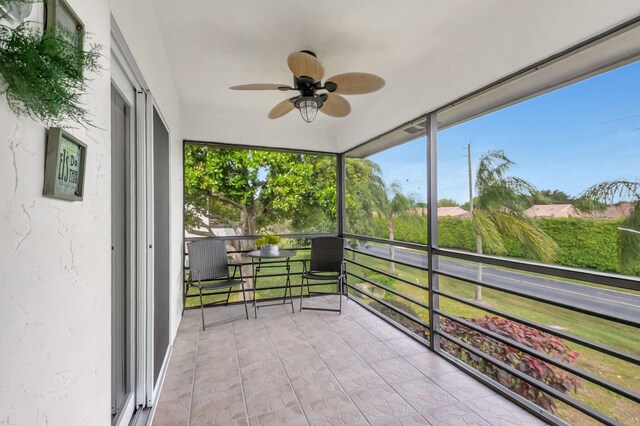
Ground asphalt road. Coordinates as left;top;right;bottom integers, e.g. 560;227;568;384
357;244;640;324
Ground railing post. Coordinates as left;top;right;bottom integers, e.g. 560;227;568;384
337;153;346;238
426;112;440;352
337;153;347;294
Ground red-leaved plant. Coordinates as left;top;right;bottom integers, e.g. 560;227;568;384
440;316;581;412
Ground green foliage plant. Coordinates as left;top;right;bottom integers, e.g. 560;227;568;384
575;180;640;275
441;316;581;413
255;234;281;247
0;5;101;126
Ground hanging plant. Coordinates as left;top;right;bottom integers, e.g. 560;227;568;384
0;0;101;126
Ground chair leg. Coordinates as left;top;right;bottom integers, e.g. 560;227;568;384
338;276;343;314
199;287;205;331
299;277;304;311
225;285;232;305
253;282;258;319
241;282;249;320
182;281;188;316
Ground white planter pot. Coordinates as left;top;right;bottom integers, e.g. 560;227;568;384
260;244;279;255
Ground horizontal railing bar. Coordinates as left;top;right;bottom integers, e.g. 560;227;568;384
185;233;337;242
437;331;621;426
346;258;429;290
227;247;311;255
186;291;330;309
435;351;566;426
435;309;640;404
185;281;328;298
344;233;429;252
347;283;430;329
348;271;430;311
185;247;311;257
435;247;640;292
347;295;431;347
346;247;429;272
434;289;640;366
434;269;640;328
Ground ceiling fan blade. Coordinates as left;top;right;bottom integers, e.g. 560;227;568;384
287;51;324;81
268;98;295;119
230;83;291;90
326;73;385;95
321;94;351;117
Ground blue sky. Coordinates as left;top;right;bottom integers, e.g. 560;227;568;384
369;61;640;204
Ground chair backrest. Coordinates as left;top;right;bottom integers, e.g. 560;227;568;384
187;239;229;281
310;236;344;273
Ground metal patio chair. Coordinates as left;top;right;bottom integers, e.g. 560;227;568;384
185;238;249;330
299;236;346;313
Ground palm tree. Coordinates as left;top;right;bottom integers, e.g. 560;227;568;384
472;150;558;300
370;180;414;271
575;180;640;275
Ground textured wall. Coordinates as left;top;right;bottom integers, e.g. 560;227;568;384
0;0;112;424
0;0;184;423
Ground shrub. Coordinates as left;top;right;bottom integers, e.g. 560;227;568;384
370;297;428;337
440;316;581;412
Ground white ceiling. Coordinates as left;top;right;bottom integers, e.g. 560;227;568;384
152;0;640;153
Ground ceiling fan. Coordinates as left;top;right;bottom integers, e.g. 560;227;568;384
230;50;385;123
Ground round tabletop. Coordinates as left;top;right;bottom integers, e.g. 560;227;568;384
247;249;296;259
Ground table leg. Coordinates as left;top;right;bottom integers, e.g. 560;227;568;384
286;257;294;314
252;258;258;319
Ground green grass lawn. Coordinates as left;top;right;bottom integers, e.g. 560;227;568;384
346;252;640;425
184;250;338;307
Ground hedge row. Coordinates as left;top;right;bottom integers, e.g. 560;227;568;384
376;215;628;274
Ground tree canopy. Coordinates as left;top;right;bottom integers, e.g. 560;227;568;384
473;150;558;263
575;179;640;274
184;146;385;243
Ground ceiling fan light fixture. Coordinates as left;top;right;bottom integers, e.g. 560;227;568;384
295;97;322;123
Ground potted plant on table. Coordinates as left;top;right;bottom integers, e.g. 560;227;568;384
255;235;281;255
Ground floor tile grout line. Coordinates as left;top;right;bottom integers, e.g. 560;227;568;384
261;309;312;425
291;305;373;425
231;320;251;426
340;305;503;416
316;298;450;424
176;302;534;426
187;327;201;426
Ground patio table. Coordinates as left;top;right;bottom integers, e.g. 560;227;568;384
247;249;296;318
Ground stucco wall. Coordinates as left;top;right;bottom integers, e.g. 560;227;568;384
0;0;112;424
0;0;183;424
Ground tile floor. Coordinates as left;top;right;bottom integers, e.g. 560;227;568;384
153;296;547;425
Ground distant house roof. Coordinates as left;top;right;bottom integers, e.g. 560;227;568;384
523;203;634;219
593;202;635;219
523;204;578;218
414;207;471;217
438;206;471;217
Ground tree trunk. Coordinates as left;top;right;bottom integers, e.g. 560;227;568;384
389;219;395;272
239;208;258;296
475;235;483;301
240;208;257;251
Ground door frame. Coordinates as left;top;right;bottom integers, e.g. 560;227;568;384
111;15;160;425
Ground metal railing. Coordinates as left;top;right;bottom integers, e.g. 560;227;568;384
182;234;337;307
183;233;639;425
341;234;639;426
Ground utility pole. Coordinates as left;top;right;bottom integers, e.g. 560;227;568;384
466;142;483;301
467;143;473;214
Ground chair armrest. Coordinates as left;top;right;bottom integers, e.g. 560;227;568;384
189;268;201;283
230;264;244;280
